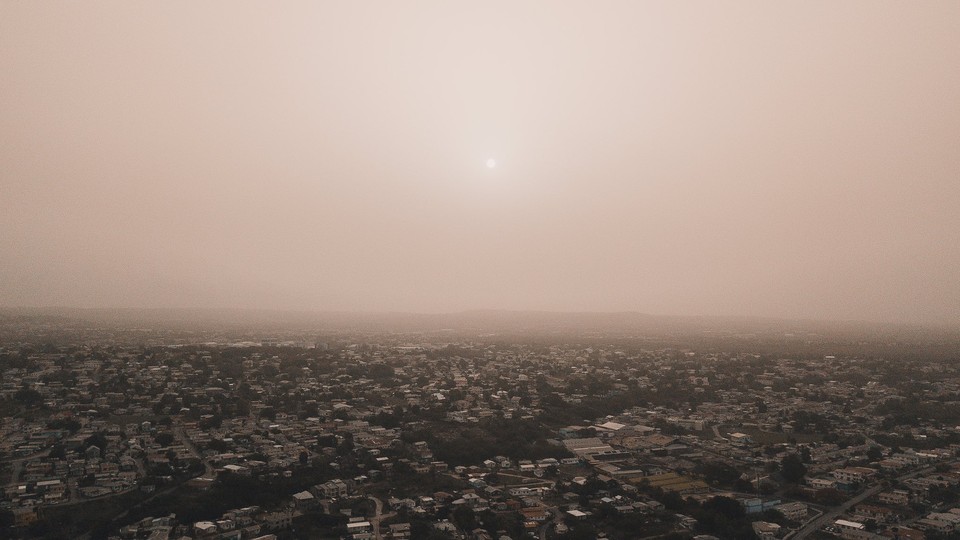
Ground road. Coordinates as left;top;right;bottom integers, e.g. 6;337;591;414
538;505;561;540
74;478;193;540
72;428;214;539
173;426;213;478
789;465;935;540
1;448;58;487
495;471;556;488
367;495;396;540
789;484;882;540
368;496;384;540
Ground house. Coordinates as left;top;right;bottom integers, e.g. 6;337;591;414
775;502;808;521
293;490;317;510
520;507;548;523
832;467;876;484
194;521;218;536
594;421;627;433
809;478;837;490
12;508;38;527
878;490;911;506
835;519;866;534
881;525;926;540
346;521;373;535
388;523;411;539
880;459;908;472
315;479;350;498
915;518;953;534
729;433;752;445
926;512;960;529
260;510;292;530
752;521;781;539
559;426;588;439
677;514;698;529
743;498;782;515
35;479;65;498
562;437;614;457
636;472;709;495
222;464;250;476
854;503;898;523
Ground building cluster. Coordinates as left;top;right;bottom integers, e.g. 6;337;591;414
4;332;960;539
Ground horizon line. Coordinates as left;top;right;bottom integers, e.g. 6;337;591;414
1;304;957;330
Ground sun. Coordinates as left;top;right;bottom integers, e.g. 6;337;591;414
485;158;497;169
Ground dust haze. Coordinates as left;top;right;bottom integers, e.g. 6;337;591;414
2;1;959;325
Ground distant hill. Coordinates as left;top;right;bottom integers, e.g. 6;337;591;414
1;306;956;340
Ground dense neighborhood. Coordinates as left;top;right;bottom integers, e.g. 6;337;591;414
4;319;960;540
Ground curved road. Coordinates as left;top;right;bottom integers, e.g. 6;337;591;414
2;448;59;487
790;465;935;540
367;495;397;540
538;505;561;540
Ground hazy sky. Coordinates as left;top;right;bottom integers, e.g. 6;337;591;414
2;2;959;324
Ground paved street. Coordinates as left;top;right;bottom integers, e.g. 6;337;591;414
790;465;935;539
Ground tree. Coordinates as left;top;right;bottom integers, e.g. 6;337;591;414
781;453;807;483
760;508;790;527
815;488;846;505
701;495;745;519
695;496;754;538
560;523;599;540
84;432;108;452
757;399;768;413
407;521;448;540
47;418;81;433
336;433;354;456
14;387;43;406
199;414;222;429
452;505;476;531
696;461;742;487
155;432;175;447
208;439;229;452
48;443;67;460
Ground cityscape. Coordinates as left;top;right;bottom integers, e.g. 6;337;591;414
3;1;959;539
3;312;960;539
